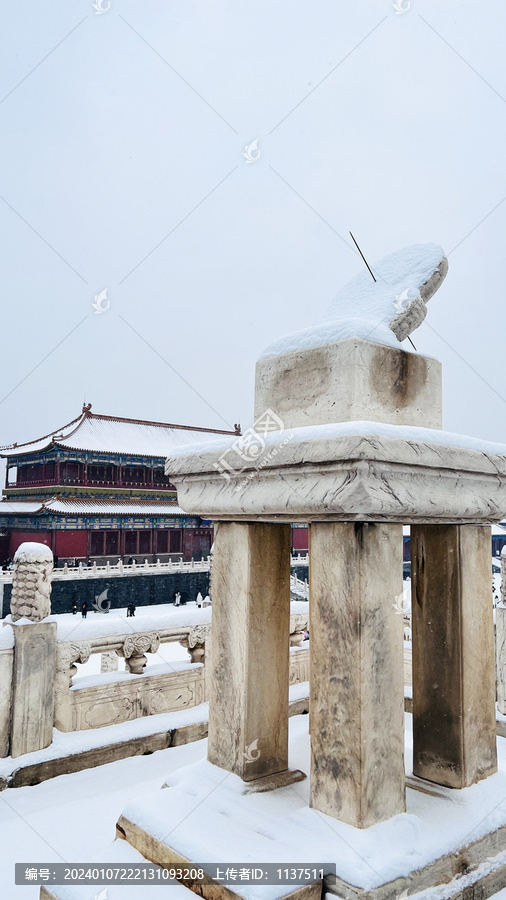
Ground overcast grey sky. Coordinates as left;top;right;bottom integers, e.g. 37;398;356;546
1;0;505;453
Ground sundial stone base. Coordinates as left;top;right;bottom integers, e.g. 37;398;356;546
255;339;442;430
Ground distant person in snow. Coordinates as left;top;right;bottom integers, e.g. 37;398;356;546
72;601;78;615
81;601;88;618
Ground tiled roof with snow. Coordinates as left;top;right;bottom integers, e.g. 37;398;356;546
45;499;189;516
0;501;45;514
0;408;238;459
0;498;189;517
0;497;187;516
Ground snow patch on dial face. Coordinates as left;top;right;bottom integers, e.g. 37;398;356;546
260;243;448;359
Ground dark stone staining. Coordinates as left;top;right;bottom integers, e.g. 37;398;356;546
370;345;429;410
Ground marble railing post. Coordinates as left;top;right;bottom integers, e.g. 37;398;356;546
54;641;91;731
497;548;506;716
101;651;119;673
207;522;291;782
309;522;405;828
10;621;57;758
9;542;57;758
179;624;211;665
497;606;506;716
411;525;497;787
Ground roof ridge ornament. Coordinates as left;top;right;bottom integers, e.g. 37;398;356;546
82;402;93;415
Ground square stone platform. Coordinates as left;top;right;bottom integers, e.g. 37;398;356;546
113;715;506;900
167;422;506;524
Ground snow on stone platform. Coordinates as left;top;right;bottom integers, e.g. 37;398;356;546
119;714;506;899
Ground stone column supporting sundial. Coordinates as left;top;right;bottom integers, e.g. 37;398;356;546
166;243;506;828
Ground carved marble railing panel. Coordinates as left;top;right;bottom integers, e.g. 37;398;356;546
289;648;309;685
497;605;506;716
404;646;412;687
68;666;206;731
54;613;309;734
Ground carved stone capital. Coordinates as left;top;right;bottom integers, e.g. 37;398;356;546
187;624;211;649
117;631;160;674
119;632;160;659
58;641;92;668
57;641;92;686
290;614;309;636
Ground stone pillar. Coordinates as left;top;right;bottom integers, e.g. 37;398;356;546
10;622;57;758
309;522;405;828
411;525;497;788
207;522;291;782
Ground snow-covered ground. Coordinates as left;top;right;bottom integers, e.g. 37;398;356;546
2;714;506;899
0;731;207;898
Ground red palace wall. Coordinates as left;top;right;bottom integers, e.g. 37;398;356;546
291;526;309;551
10;532;53;554
54;530;88;559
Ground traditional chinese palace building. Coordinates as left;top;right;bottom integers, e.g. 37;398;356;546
0;404;241;565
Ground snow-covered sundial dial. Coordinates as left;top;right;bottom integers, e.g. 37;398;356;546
261;242;448;358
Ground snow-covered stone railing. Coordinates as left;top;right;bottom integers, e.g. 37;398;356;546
496;548;506;716
0;552;309;584
0;602;310;753
53;605;309;733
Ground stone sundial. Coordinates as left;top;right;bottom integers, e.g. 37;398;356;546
261;242;448;358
